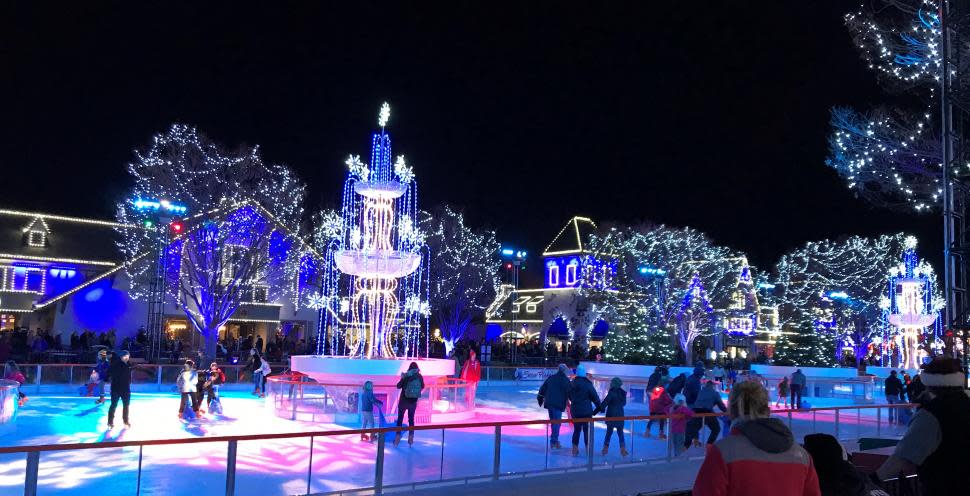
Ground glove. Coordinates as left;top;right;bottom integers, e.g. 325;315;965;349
537;395;544;407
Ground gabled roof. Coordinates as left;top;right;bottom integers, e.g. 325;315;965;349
0;208;139;266
542;216;597;256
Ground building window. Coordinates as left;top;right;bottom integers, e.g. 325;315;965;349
28;231;46;247
1;266;45;293
251;286;269;303
565;260;579;286
546;261;560;287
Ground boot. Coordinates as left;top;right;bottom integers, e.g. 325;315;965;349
393;433;401;447
407;433;414;446
620;446;629;457
601;445;609;455
572;444;580;456
658;433;667;440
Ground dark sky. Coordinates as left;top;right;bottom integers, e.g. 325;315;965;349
0;2;941;272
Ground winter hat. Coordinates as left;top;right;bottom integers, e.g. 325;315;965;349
673;393;686;404
119;350;130;357
364;380;373;391
610;377;623;388
920;357;965;388
576;365;587;378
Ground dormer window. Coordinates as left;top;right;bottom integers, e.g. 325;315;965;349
28;230;46;247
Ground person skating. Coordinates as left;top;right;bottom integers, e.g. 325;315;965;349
790;368;807;409
3;360;27;407
247;348;270;398
537;363;572;449
667;372;687;398
667;394;694;456
877;358;970;493
177;360;200;419
646;386;672;438
685;380;728;450
777;376;790;408
203;362;226;412
93;349;110;405
595;376;628;456
394;362;424;447
360;380;383;442
106;350;134;428
646;366;664;392
692;381;821;496
568;365;601;456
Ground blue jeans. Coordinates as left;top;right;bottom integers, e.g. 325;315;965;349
548;408;563;443
886;394;900;422
253;371;265;393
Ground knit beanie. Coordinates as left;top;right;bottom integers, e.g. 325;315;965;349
576;365;587;378
920;357;965;388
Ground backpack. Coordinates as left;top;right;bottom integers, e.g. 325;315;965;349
404;374;422;399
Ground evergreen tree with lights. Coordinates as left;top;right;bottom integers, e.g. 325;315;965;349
773;321;836;368
603;310;676;365
116;124;307;361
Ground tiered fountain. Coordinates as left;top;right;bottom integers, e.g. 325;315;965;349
278;104;466;423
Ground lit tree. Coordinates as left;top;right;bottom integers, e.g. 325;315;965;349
826;1;956;211
602;309;677;365
773;234;908;365
773;321;837;368
423;205;500;356
116;124;307;359
585;224;742;364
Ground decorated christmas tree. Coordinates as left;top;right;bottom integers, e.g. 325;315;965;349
773;321;836;367
604;313;676;365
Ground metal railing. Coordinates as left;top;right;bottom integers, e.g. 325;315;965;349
0;403;917;496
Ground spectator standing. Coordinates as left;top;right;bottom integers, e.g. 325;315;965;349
692;381;821;496
877;358;970;493
790;369;807;408
884;370;904;424
537;363;572;449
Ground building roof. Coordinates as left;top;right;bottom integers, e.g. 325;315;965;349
0;209;136;266
542;216;598;256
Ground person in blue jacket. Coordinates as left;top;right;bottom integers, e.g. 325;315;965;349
568;365;602;456
537;363;572;449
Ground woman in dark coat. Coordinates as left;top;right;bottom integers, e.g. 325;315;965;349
596;376;628;456
568;365;602;456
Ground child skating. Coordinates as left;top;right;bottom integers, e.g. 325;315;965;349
360;381;383;442
595;376;628;456
667;393;694;456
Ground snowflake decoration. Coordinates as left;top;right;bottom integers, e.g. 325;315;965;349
378;102;391;128
307;293;329;310
319;210;343;240
405;295;431;316
904;235;919;250
350;226;362;249
345;154;369;181
394;155;414;183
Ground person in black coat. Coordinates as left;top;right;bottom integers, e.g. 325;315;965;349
106;350;134;428
667;373;687;397
646;367;663;392
595;376;628;456
568;365;602;455
684;366;705;406
538;363;572;449
884;370;904;424
394;362;425;446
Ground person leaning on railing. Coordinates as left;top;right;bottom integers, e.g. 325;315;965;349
692;380;821;496
876;357;970;494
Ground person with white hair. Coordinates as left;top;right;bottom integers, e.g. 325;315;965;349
692;381;820;496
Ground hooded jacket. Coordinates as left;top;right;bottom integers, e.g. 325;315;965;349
568;376;602;417
692;418;821;496
537;370;571;411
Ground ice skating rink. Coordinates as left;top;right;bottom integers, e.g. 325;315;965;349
0;384;908;495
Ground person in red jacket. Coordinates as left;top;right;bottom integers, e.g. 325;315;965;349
692;380;820;496
459;349;481;408
646;386;673;438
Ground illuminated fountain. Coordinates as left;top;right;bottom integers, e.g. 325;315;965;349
884;237;943;370
281;104;466;422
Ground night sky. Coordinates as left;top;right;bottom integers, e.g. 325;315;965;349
0;2;941;273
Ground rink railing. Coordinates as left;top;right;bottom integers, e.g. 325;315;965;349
0;402;917;496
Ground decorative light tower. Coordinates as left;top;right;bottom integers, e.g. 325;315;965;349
317;103;429;359
884;236;944;369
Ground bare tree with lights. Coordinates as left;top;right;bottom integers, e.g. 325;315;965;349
116;124;307;360
423;205;500;357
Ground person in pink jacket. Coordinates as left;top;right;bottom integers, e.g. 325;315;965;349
667;393;694;455
692;381;820;496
